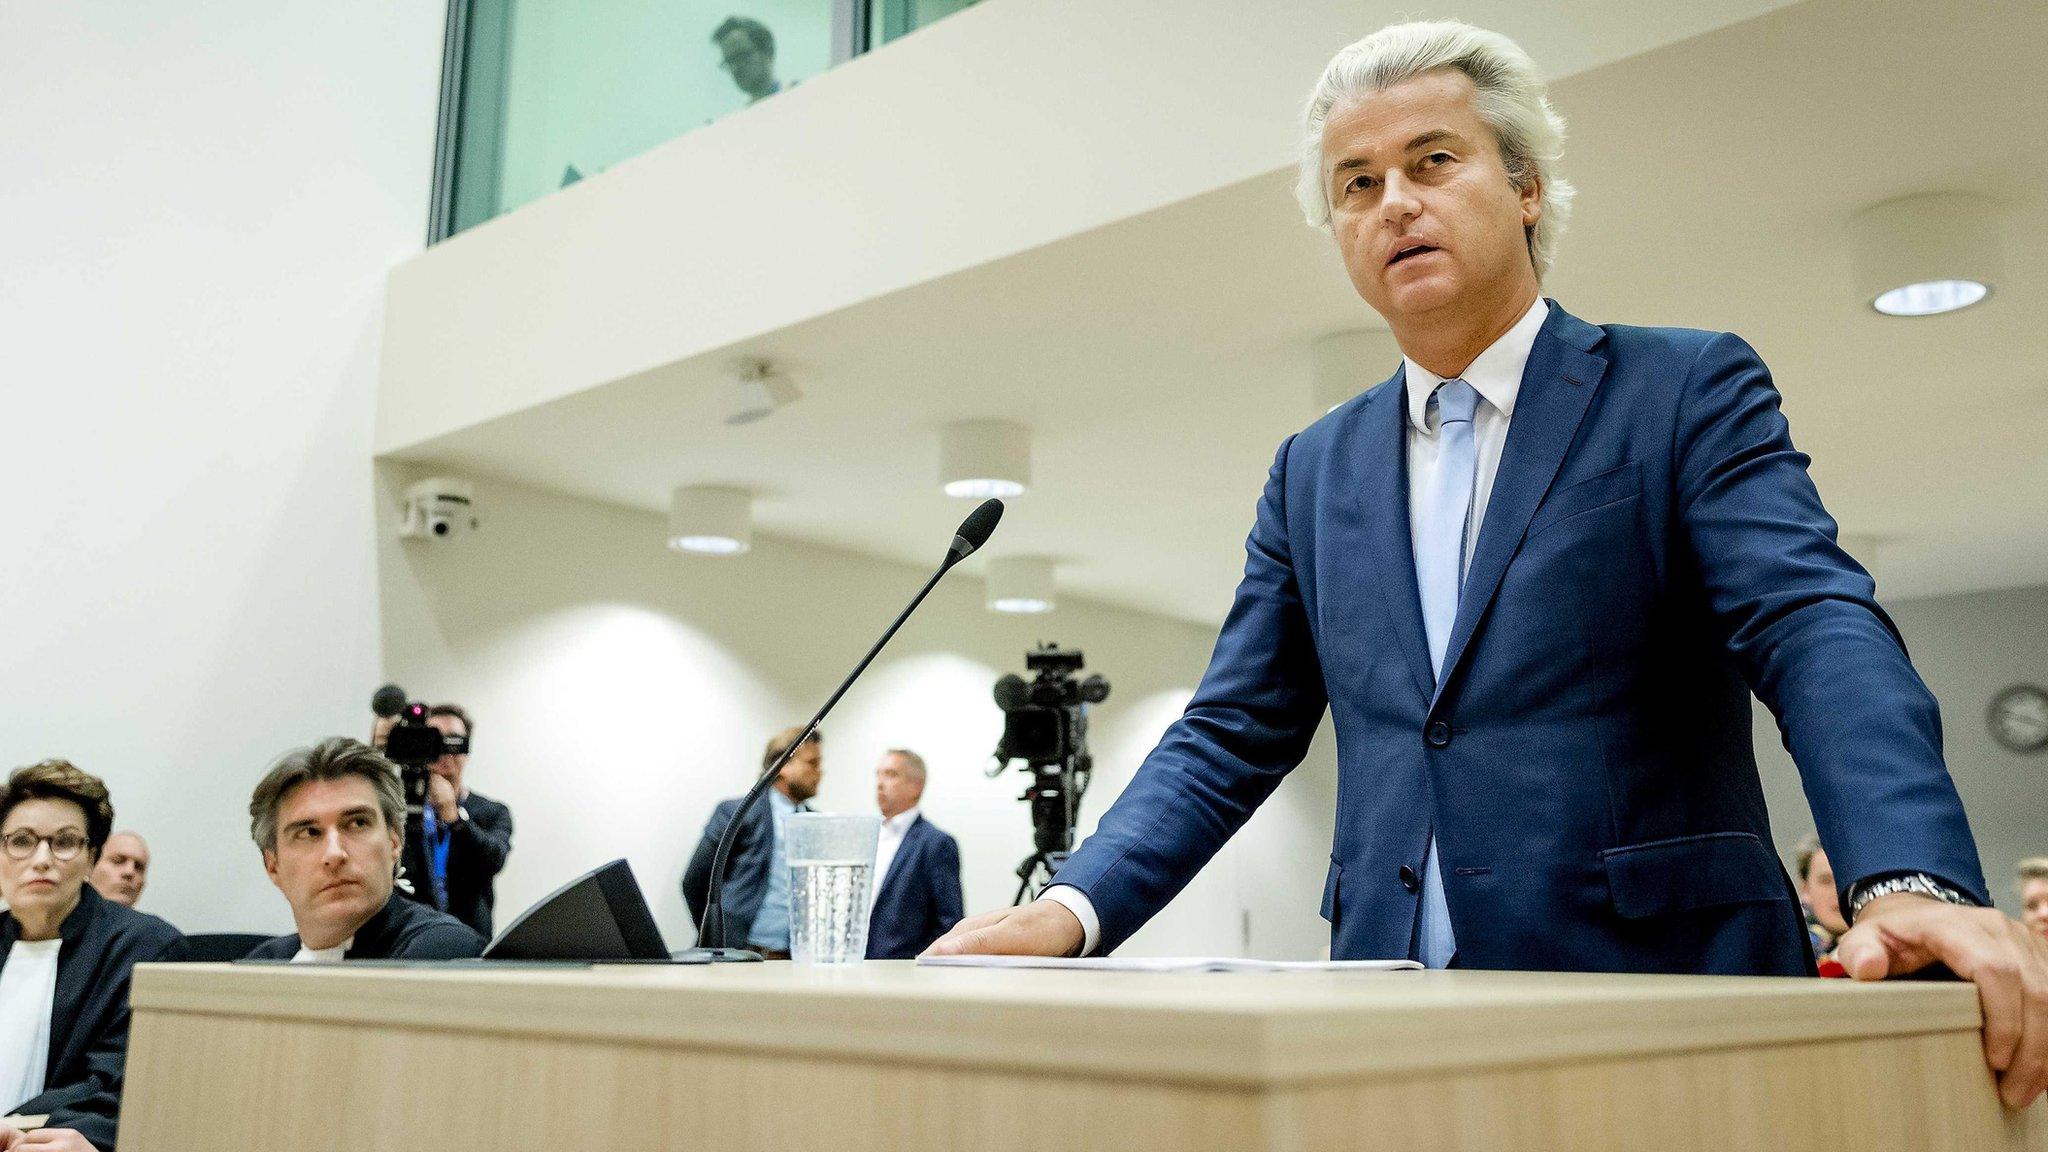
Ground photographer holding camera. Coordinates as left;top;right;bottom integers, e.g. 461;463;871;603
406;704;514;940
372;688;514;940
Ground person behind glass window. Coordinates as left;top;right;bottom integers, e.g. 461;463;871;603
244;739;483;963
713;16;783;104
0;761;185;1152
393;705;513;940
2021;859;2048;940
86;832;148;910
683;727;821;959
865;749;964;959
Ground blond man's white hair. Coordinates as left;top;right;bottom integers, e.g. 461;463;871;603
1296;20;1577;280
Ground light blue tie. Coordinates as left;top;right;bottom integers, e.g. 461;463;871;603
1414;378;1478;969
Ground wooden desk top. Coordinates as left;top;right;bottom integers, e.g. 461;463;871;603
131;961;1980;1088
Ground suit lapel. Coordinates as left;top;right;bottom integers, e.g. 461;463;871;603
1432;305;1609;701
1339;369;1435;701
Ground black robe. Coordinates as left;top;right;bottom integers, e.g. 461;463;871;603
243;891;484;961
1;885;186;1151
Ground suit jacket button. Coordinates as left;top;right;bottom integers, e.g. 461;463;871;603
1399;864;1421;892
1425;721;1452;748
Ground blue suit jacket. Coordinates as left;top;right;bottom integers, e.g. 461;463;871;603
866;814;966;959
682;796;775;946
1054;302;1987;974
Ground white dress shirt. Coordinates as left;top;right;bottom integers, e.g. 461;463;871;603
0;937;62;1110
1045;296;1551;956
290;936;353;963
870;807;920;909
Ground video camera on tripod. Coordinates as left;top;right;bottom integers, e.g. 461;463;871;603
988;644;1110;902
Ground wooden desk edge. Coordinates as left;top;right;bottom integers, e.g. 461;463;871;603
130;963;1985;1089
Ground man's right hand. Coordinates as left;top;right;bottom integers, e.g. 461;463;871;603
922;899;1085;958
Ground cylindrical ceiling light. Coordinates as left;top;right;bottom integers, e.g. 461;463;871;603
1848;192;2003;317
1310;329;1404;414
668;485;751;555
940;419;1030;499
986;556;1055;614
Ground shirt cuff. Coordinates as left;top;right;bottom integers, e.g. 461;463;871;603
1039;885;1100;957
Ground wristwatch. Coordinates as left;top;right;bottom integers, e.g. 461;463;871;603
1847;872;1978;922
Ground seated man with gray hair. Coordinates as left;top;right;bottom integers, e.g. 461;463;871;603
244;738;483;962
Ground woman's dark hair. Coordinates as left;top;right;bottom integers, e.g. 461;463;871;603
0;759;115;858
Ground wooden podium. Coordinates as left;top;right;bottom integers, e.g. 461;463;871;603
119;961;2043;1151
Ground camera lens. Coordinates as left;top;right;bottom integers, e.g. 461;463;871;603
432;520;450;536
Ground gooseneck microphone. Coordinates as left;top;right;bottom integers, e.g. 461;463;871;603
682;498;1005;962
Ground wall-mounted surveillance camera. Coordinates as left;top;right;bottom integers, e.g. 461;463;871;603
399;477;478;540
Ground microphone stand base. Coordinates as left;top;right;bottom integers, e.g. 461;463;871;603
669;947;766;963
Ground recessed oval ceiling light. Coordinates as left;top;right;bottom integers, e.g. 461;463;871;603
1849;193;2003;317
941;419;1030;499
668;485;751;555
1872;279;1989;317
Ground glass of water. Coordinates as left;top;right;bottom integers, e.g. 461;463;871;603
786;813;880;964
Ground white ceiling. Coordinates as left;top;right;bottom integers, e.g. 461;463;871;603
391;0;2048;626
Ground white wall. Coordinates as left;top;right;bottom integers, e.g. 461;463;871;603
0;2;444;933
1757;585;2048;913
377;467;1338;957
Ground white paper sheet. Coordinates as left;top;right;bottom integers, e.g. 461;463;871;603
916;955;1421;972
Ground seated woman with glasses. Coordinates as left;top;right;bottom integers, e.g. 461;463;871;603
0;761;185;1152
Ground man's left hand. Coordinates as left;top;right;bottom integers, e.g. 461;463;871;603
1835;892;2048;1108
428;775;460;824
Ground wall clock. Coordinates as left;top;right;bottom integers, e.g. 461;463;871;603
1988;684;2048;754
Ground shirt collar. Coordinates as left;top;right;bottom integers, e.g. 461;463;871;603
1403;296;1550;434
883;807;920;835
769;789;797;814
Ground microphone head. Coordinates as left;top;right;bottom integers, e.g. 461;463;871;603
371;684;408;718
947;498;1004;564
993;673;1029;711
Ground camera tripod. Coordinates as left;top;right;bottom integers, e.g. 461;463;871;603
1012;848;1072;905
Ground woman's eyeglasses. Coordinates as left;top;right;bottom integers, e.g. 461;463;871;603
2;830;89;861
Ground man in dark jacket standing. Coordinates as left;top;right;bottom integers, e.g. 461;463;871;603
683;727;821;958
865;749;963;959
399;704;513;940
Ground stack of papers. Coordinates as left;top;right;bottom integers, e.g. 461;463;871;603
916;955;1420;972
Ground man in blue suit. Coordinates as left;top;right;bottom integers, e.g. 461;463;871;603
682;726;821;958
865;749;964;958
928;19;2048;1106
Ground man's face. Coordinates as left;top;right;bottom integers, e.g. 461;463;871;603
717;30;774;99
874;754;924;820
778;740;822;805
263;776;399;949
2023;878;2048;939
91;831;150;906
426;713;468;787
1802;849;1847;936
1320;68;1542;326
